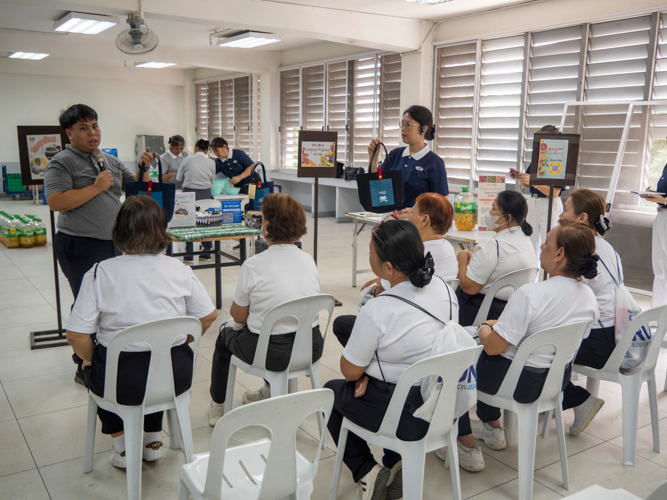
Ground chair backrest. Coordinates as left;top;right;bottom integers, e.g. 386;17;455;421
103;316;202;407
601;304;667;375
204;389;334;500
254;295;335;372
472;267;539;326
446;279;459;291
645;480;667;500
494;321;590;403
376;346;483;441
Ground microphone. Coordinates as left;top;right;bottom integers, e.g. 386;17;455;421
92;148;105;171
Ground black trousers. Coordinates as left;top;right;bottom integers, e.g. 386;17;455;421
54;232;119;299
456;288;507;327
82;343;194;435
183;187;212;258
210;325;324;404
325;377;429;483
458;351;571;436
562;326;616;410
333;315;356;347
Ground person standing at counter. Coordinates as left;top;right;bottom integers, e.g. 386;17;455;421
368;105;448;215
210;137;256;192
645;165;667;307
160;135;188;184
44;103;152;386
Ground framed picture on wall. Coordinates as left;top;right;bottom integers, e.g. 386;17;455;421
16;126;70;186
529;133;580;187
297;130;338;178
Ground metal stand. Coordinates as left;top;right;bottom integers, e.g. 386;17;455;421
30;209;68;349
542;186;555;281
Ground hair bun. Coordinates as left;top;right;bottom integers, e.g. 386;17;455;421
409;252;435;288
596;214;611;234
581;254;599;280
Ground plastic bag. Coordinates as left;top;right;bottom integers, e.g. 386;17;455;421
615;284;652;372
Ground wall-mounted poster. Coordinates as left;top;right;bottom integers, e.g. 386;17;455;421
297;130;337;178
529;133;580;187
17;126;70;186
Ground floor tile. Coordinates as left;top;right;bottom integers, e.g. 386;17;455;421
0;387;15;423
0;322;55;353
0;278;39;293
0;344;74;383
0;420;35;477
0;290;49;310
608;415;667;468
467;479;564;499
0;304;57;331
0;469;50;500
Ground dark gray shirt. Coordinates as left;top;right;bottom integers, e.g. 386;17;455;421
159;151;188;185
44;145;135;240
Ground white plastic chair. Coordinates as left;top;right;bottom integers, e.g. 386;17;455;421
446;279;460;291
477;321;591;500
178;389;334;500
83;317;202;500
561;479;667;500
472;268;539;326
329;346;484;500
225;295;335;449
571;305;667;466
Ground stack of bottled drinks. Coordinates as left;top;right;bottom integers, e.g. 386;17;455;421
0;213;47;248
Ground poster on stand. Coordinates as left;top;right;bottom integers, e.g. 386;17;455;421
169;192;196;228
478;175;506;231
297;130;337;178
529;133;580;187
17;126;70;186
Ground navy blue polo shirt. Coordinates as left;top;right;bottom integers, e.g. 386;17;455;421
215;149;255;187
525;163;565;197
657;163;667;208
380;145;449;208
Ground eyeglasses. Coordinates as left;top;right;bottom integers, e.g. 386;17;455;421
399;121;418;130
372;213;397;246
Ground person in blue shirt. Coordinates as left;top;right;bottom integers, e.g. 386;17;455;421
210;137;256;192
646;166;667;307
509;125;565;259
368;105;448;216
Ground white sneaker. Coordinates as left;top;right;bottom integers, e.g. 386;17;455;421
386;461;402;500
208;401;224;427
242;387;268;404
142;440;164;461
358;464;390;500
109;450;126;469
436;442;485;472
471;419;507;450
570;396;604;436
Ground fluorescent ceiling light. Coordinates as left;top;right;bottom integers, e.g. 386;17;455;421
404;0;451;3
218;32;281;49
54;12;118;35
135;62;177;68
9;52;49;60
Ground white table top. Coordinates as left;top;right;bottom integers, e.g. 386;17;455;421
445;227;496;244
346;212;384;224
212;194;249;201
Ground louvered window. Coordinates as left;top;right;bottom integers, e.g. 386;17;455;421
302;65;325;131
433;42;477;185
378;53;402;150
256;76;261;161
195;82;209;141
207;80;222;140
220;79;235;146
280;69;301;168
233;76;251;152
351;57;379;168
327;60;351;165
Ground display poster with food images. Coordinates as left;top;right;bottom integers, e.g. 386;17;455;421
301;142;335;168
26;134;62;180
537;139;569;180
169;191;196;228
478;175;506;231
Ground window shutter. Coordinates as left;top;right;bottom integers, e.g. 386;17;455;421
327;60;350;165
256;76;261;161
524;26;583;168
352;57;380;168
220;79;235;145
207;80;222;140
476;35;526;178
280;69;301;168
234;76;251;152
433;42;477;185
378;53;402;150
301;64;325;131
195;82;209;140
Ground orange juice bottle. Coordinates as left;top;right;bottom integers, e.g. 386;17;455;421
455;187;476;231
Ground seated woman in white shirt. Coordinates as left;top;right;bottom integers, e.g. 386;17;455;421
325;220;458;500
208;193;323;425
559;189;620;434
456;190;538;326
66;196;217;469
332;192;457;346
445;220;599;473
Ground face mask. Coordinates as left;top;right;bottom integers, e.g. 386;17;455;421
483;211;506;230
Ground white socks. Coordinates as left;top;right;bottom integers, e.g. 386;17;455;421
143;431;162;446
113;434;125;454
260;385;271;398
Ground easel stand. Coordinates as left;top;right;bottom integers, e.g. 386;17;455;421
542;186;555;281
312;177;343;307
30;209;67;349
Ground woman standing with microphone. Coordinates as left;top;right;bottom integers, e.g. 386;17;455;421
646;165;667;307
368;105;448;217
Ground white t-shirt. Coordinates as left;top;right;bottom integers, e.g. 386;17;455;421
344;278;459;383
381;238;457;291
466;226;538;300
176;152;216;190
233;244;320;334
493;276;600;368
586;236;624;328
66;254;215;352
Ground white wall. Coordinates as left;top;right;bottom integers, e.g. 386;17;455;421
0;72;186;164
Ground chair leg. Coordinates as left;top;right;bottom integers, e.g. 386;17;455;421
224;364;237;414
504;410;518;447
178;480;190;500
621;376;642;467
541;410;553;439
586;376;600;398
445;431;463;500
554;405;569;490
288;378;299;394
517;407;539;500
309;365;328;450
174;393;195;463
124;409;145;500
401;449;426;500
329;427;349;500
664;371;667;393
167;409;182;451
647;373;661;454
84;397;98;474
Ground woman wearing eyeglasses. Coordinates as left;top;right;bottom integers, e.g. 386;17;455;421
368;105;448;216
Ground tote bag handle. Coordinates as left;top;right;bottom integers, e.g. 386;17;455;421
368;142;390;173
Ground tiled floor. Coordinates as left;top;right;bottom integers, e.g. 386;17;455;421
0;198;666;499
